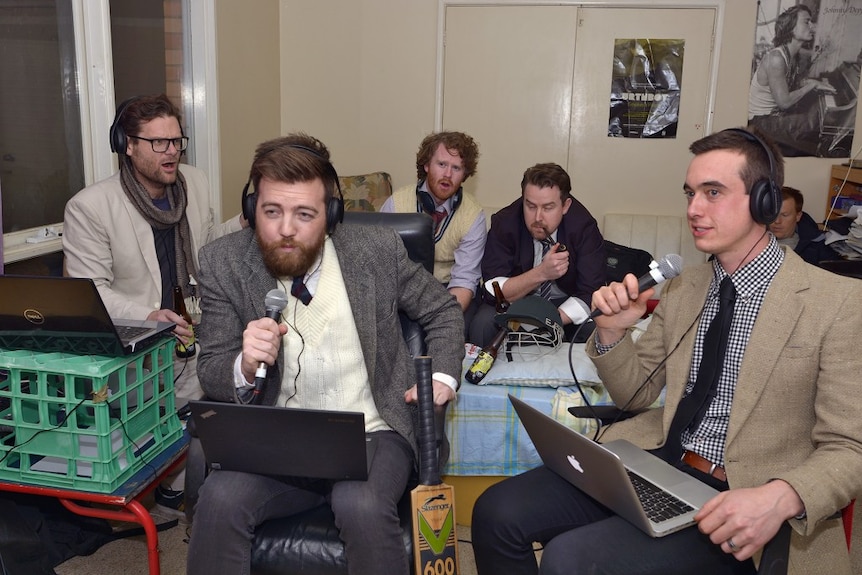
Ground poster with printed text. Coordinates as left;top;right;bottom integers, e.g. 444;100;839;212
748;0;862;158
608;38;685;139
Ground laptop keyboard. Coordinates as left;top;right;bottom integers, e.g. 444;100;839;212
114;324;151;341
627;470;694;523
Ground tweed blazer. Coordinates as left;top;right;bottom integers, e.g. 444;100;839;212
63;164;242;319
196;225;464;458
588;248;862;574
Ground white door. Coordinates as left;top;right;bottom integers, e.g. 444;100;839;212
441;4;716;223
442;5;579;214
569;7;716;221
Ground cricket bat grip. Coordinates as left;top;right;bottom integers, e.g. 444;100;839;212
414;355;439;485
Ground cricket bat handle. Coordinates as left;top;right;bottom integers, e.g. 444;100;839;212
414;356;439;485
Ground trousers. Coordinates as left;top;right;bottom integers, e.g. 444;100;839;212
186;430;414;575
471;465;756;575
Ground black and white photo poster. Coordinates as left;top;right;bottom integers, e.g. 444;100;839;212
749;0;862;157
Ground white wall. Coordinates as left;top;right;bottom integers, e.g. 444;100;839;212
276;0;862;227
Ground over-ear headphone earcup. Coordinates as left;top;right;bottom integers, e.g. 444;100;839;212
724;128;781;225
109;97;138;154
241;180;257;230
749;179;782;225
326;194;344;236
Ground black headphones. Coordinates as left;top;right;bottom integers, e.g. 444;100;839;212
723;128;782;225
109;97;138;154
417;184;463;216
241;143;344;235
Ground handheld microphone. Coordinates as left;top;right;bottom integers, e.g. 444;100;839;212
252;288;288;396
589;254;683;319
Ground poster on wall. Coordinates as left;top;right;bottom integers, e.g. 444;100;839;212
608;38;685;139
749;0;862;158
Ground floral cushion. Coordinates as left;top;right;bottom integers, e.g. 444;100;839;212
339;172;393;212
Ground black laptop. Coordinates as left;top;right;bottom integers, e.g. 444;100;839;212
189;400;373;481
0;275;175;356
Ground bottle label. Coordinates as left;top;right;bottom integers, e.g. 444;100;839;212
467;351;494;379
176;325;196;356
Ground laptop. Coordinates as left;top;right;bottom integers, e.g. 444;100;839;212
509;394;719;537
0;275;175;356
189;400;374;481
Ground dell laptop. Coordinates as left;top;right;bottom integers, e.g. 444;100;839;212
509;394;718;537
0;275;175;356
189;400;374;481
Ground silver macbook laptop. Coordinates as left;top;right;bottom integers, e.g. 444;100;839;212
509;394;718;537
189;400;375;481
0;275;175;356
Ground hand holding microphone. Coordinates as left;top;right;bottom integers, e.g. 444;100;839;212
249;289;288;398
589;254;683;320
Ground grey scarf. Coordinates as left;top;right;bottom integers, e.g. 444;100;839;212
119;155;198;297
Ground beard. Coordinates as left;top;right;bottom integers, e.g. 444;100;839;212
258;230;326;278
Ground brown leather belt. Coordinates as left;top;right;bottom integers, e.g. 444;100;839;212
681;451;727;482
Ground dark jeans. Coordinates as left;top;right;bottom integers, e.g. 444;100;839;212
186;430;414;575
471;465;756;575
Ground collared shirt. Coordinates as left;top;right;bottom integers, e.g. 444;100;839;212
682;236;784;466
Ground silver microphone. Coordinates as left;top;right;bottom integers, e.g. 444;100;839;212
253;289;288;394
590;254;682;319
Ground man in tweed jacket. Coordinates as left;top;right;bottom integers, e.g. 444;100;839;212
472;128;862;575
186;134;463;575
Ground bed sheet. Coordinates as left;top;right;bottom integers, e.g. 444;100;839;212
443;352;610;476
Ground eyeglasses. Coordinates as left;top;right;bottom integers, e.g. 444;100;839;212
129;135;189;153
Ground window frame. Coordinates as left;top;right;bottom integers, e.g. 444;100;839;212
2;0;220;265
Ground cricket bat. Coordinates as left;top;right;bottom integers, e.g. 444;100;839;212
411;356;459;575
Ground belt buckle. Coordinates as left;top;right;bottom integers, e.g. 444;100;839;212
707;461;718;476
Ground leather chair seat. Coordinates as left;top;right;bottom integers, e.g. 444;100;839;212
250;491;415;575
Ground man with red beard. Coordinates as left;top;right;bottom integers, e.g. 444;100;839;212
187;134;464;575
469;162;605;346
63;93;245;514
382;131;486;315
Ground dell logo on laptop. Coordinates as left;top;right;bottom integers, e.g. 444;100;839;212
23;309;45;324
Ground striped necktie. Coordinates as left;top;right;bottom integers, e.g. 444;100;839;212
432;207;448;231
537;239;554;299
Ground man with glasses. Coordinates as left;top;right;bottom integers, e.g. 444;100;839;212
62;93;246;516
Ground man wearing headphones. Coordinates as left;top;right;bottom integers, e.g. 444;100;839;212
471;128;862;574
186;133;463;574
62;93;245;512
381;131;486;315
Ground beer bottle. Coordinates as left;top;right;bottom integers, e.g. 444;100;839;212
172;285;196;358
492;280;509;313
465;326;507;385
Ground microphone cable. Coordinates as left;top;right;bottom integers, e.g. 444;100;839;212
276;278;306;406
567;295;705;443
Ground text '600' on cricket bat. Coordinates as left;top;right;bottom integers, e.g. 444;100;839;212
411;356;459;575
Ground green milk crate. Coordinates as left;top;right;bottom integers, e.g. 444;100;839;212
0;338;182;493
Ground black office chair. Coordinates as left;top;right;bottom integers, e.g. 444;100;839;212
185;211;445;575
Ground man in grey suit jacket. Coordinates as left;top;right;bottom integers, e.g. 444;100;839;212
186;134;464;575
472;128;862;575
